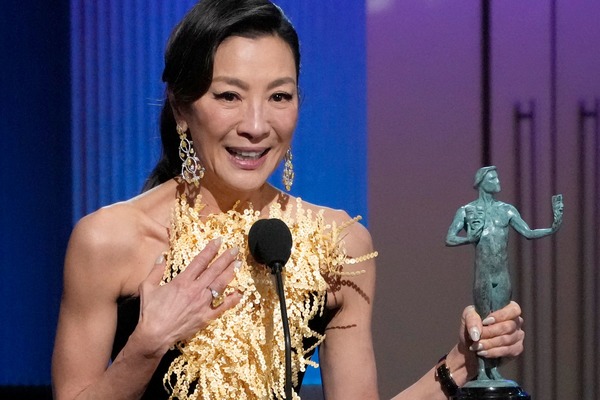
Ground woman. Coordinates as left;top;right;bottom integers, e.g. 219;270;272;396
52;1;524;399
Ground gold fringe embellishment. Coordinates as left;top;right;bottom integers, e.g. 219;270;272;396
160;196;376;400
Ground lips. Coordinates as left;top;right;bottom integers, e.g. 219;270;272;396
226;147;270;169
226;147;269;160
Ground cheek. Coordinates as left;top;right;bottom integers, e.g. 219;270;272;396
274;110;298;138
195;110;235;141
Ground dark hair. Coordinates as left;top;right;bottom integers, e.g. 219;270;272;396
142;0;300;191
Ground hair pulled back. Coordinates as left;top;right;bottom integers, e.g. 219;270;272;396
143;0;300;191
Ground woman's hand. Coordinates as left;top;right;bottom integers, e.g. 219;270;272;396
134;238;242;357
458;301;525;377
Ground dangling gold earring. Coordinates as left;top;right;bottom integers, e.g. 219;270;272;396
177;125;204;186
283;147;294;191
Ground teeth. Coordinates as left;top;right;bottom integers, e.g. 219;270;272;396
230;149;264;159
238;151;261;158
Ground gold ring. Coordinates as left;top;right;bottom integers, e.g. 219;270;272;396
210;288;225;308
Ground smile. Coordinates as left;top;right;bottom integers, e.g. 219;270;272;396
226;147;269;160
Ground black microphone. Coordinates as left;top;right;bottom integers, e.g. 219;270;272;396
248;218;292;272
248;218;293;399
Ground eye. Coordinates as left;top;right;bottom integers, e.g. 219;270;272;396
214;92;239;102
271;92;294;102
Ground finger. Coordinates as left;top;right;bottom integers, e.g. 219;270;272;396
144;253;167;286
476;330;525;359
205;290;243;318
204;258;241;311
480;316;523;340
477;316;524;356
479;321;523;347
477;343;524;360
462;305;483;342
483;301;522;326
178;238;223;280
205;259;242;297
195;248;240;289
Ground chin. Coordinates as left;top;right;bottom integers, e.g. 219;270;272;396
226;175;272;193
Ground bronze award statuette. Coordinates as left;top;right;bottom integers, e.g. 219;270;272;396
445;167;563;400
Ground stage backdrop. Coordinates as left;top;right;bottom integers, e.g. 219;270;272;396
0;0;367;390
0;0;71;388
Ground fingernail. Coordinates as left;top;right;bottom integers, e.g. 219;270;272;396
477;350;488;357
233;260;242;273
230;247;239;256
470;343;483;351
213;237;223;247
482;317;496;326
155;254;165;264
469;327;481;342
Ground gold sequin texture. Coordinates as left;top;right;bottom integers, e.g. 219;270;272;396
160;196;377;400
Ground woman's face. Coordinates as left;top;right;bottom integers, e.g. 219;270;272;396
180;34;298;194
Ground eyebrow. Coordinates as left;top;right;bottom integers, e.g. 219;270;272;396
267;77;296;90
212;76;297;90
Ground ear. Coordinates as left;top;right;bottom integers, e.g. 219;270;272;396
168;91;187;131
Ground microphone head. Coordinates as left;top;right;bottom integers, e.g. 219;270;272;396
248;218;293;267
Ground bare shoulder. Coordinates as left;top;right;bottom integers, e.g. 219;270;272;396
65;182;175;299
66;204;145;299
71;201;150;260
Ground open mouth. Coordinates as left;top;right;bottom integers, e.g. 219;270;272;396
226;147;270;160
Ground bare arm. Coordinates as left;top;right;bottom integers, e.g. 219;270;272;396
319;217;379;400
52;209;240;400
52;212;162;400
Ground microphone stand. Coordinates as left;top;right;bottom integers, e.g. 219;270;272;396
271;262;293;400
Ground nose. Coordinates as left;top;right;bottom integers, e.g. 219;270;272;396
237;99;270;141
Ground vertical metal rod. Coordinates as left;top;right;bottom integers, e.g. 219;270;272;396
481;0;491;166
577;101;600;400
577;102;587;399
513;102;535;387
513;103;525;381
592;99;599;400
548;1;558;398
527;100;540;398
